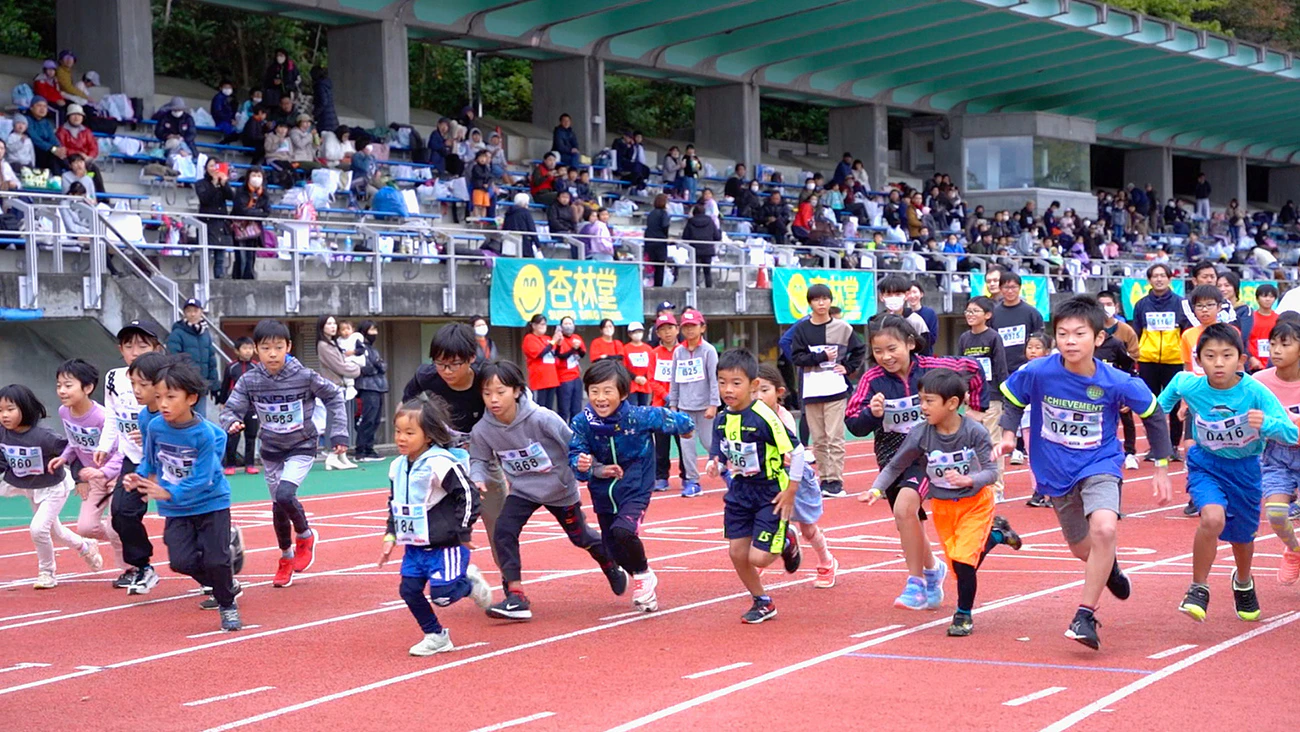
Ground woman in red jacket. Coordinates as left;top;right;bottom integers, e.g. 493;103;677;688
588;319;626;364
521;314;561;412
56;105;104;192
555;315;586;423
623;321;654;407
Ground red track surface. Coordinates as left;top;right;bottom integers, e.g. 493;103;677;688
1;434;1298;732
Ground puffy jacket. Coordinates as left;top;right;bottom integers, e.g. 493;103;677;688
680;213;720;258
356;341;388;393
312;76;337;132
568;402;694;513
1131;289;1188;365
56;124;97;159
166;320;220;393
26;113;59;154
211;91;236;128
552;125;579;156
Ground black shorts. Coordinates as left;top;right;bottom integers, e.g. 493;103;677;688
723;482;790;553
886;464;928;521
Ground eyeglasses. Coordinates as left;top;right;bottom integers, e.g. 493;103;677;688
963;310;985;316
1193;302;1219;311
434;360;468;372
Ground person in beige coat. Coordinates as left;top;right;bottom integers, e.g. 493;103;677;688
316;314;360;470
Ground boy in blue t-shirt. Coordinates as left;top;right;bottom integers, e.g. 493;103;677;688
127;359;241;633
1156;324;1298;623
999;295;1174;651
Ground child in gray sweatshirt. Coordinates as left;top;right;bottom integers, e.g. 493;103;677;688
668;310;720;496
470;361;624;621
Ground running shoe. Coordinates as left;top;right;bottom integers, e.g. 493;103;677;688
223;466;237;476
231;523;246;575
112;569;135;589
814;557;839;589
894;577;928;610
1009;449;1025;465
652;479;669;492
1124;454;1139;471
681;481;702;498
409;629;454;656
127;565;159;595
1106;561;1132;601
1183;498;1199;517
1232;571;1261;622
33;572;56;590
604;566;628;596
1025;493;1050;508
272;557;294;588
219;605;243;632
487;591;532;620
358;452;386;463
200;581;243;611
467;564;493;610
245;466;260;475
1065;609;1101;650
992;515;1022;550
1280;548;1300;586
292;530;318;572
781;529;801;574
79;542;103;572
821;481;846;498
947;612;974;637
1290;502;1300;522
924;562;947;609
632;570;659;612
1179;584;1210;622
740;596;777;624
1170;449;1183;463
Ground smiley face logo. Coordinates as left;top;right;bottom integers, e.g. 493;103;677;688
512;264;546;320
786;273;808;319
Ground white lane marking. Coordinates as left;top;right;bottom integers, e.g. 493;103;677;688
0;610;60;623
1003;687;1067;707
187;625;262;639
1039;611;1300;731
599;610;645;621
682;662;752;680
182;686;275;707
849;624;904;639
0;663;51;674
1145;644;1197;660
468;712;557;732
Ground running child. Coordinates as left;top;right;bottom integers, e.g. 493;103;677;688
1253;318;1300;585
649;314;684;491
999;295;1174;650
127;360;242;632
219;319;350;588
1021;332;1051;502
755;363;838;588
0;384;102;588
705;349;800;624
216;337;260;476
1182;285;1225;376
379;397;493;656
869;369;1022;636
570;359;696;612
846;314;985;610
51;359;126;579
1157;324;1297;622
94;320;165;592
470;361;626;621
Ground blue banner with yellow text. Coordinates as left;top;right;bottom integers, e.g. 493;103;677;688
771;268;877;324
489;259;644;327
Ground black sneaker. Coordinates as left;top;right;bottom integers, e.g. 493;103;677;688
486;592;532;621
740;596;777;624
946;612;973;637
604;566;628;596
230;524;245;576
1106;561;1132;601
1025;493;1051;508
112;570;135;589
1064;609;1101;650
781;529;802;574
127;565;159;595
1183;498;1199;517
992;515;1022;550
1232;572;1261;621
1179;583;1210;622
200;581;243;611
820;480;845;498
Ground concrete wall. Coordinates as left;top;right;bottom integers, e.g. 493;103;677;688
695;83;761;172
531;57;605;154
964;188;1098;219
828;104;888;191
1268;167;1300;208
0;319;120;435
1201;156;1246;206
1123;147;1174;204
56;0;155;107
328;21;410;126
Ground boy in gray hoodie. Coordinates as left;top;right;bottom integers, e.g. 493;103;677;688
220;320;349;589
470;361;625;621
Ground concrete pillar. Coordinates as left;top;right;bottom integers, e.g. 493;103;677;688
56;0;154;106
531;57;605;153
1122;147;1173;205
328;21;409;126
829;104;889;191
1268;167;1300;208
1201;156;1246;206
694;83;761;173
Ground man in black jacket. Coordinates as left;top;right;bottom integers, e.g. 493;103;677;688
354;320;388;461
758;191;791;245
166;298;219;417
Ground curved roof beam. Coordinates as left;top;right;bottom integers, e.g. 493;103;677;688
933;42;1142;112
994;55;1219;113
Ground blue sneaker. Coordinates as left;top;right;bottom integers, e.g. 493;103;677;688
652;479;669;492
1290;502;1300;522
681;481;702;498
923;562;947;609
893;577;927;610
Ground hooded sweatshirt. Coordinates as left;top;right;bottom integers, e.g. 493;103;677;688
568;402;695;513
218;356;348;461
469;396;578;506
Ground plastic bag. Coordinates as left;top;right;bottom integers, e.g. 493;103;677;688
193;107;216;128
11;84;32;109
112;136;144;157
311;167;341;194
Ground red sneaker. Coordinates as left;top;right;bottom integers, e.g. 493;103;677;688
223;466;236;476
292;531;317;572
272;557;294;587
245;466;260;475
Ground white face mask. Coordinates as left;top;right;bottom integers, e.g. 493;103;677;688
474;324;489;337
171;109;184;118
221;88;233;96
248;176;263;187
1103;305;1117;318
805;182;815;190
883;295;906;312
750;185;759;193
252;97;262;105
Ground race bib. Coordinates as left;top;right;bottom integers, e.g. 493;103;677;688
63;421;101;450
567;355;580;370
498;442;554;475
998;325;1026;347
723;439;761;477
976;356;992;380
1;444;42;478
654;358;674;382
1194;413;1257;450
1146;311;1176;332
676;357;705;384
542;352;556;365
926;448;974;489
256;400;305;435
1258;339;1271;358
883;394;923;434
390;502;429;546
628;352;650;369
1040;403;1104;449
115;406;141;436
158;446;196;485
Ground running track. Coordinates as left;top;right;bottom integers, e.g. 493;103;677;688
0;434;1297;731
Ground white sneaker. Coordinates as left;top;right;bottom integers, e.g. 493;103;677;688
632;569;659;612
33;572;56;589
467;564;493;610
1010;449;1025;466
1124;454;1139;471
409;629;454;656
80;542;103;572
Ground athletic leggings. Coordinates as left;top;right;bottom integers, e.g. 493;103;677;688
492;495;613;587
953;532;1001;614
264;455;313;551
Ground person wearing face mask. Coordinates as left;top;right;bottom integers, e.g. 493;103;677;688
211;79;238;141
263;48;299;108
733;180;762;221
622;321;654;407
879;275;932;355
589;319;626;364
470;317;498;368
555;317;586;424
154;97;198;158
231;170;270;279
1095;290;1141;471
353;320;388;462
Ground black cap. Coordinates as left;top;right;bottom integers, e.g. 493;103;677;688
117;319;167;342
656;300;676;312
183;297;204;310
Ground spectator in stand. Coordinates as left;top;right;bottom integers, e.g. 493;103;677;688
589;319;625;363
428;117;454;175
231;170;269;280
56;105;103;193
851;159;871;191
54;51;88;105
458;128;487;170
547;189;580;257
166;298;220;418
580;208;614;261
502;192;538;256
33;61;66;116
530;152;559;206
552;113;581;169
263;48;300;107
155;97;198;158
469;148;494;219
0;141;18;191
555;315;586;424
26;98;64;173
613;131;634;180
1194;172;1211;221
471;316;498;367
7;115;34;172
238;89;263;120
759;190;791;245
830;152;854;187
60;154;97;200
661;146;681;197
680;204;720;287
354;320;388;462
240;105;271;164
1279;200;1297;228
269;95;297;129
288;114;318;169
734;179;763;221
211;80;237;141
906;281;939;348
724;163;748;200
645;193;672;287
311;67;337;132
263;120;293;177
195;158;234;279
523;315;561;411
681;144;702;201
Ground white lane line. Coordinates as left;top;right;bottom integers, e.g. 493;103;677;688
599;610;645;622
1040;611;1300;731
0;610;60;623
1261;611;1295;622
187;625;262;639
0;663;51;674
468;712;556;732
849;624;904;639
182;686;275;707
1145;644;1197;660
1003;687;1067;707
74;666;104;671
682;662;752;680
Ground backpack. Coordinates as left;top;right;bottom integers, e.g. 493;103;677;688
11;83;32;109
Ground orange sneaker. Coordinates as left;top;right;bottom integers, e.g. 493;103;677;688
1280;548;1300;586
273;557;294;587
292;531;317;572
814;557;839;589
